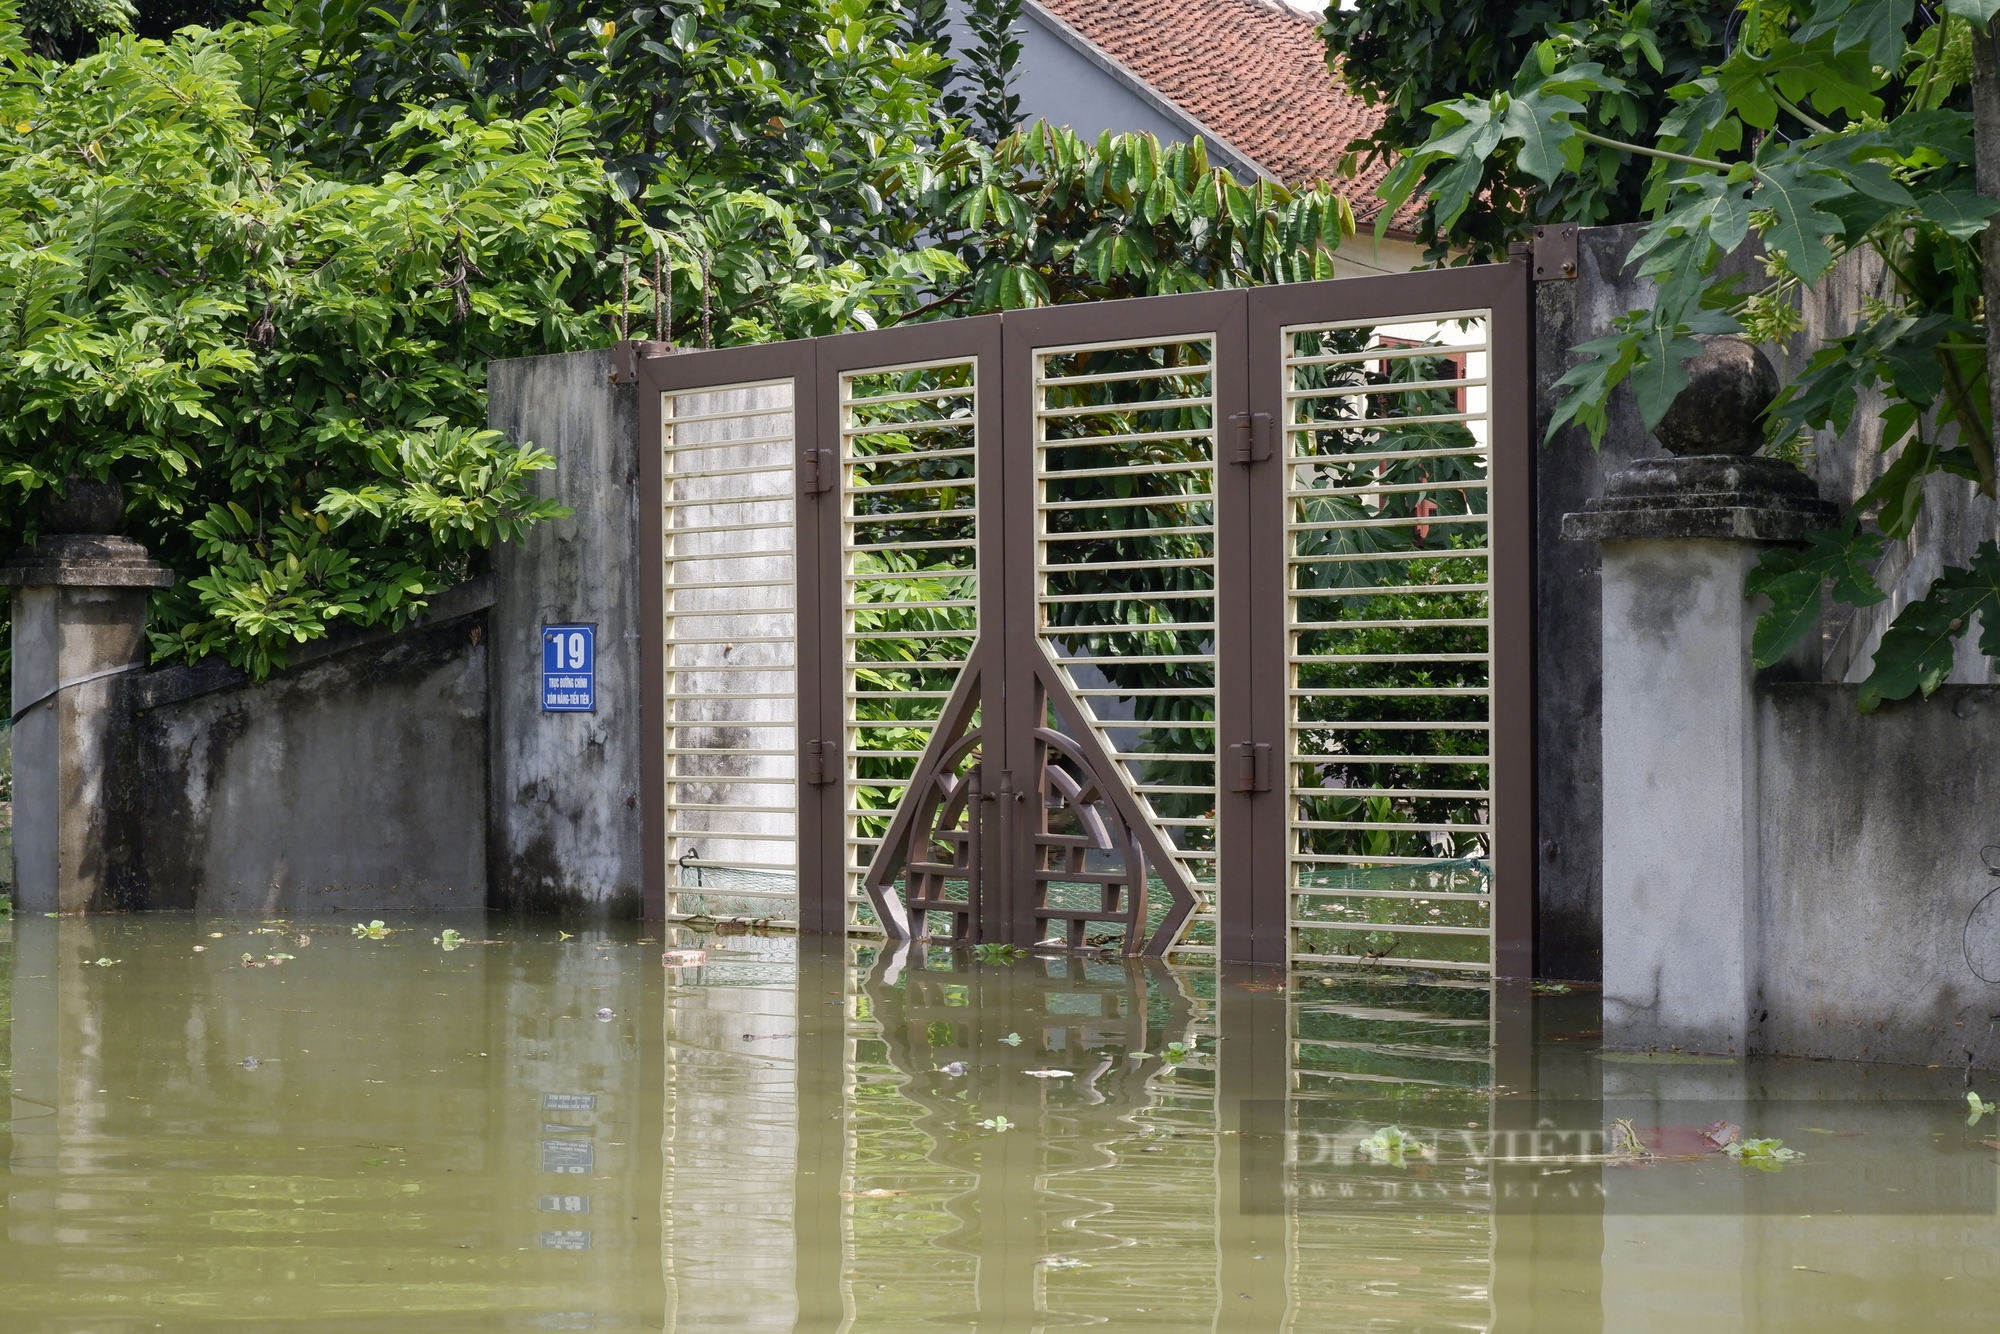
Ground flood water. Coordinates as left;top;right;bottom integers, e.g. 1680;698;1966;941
1;914;1996;1332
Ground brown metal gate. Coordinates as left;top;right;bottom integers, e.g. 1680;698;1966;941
639;263;1532;974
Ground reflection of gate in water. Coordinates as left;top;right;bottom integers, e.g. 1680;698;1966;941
641;266;1533;973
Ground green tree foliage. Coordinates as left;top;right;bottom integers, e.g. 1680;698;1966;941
133;0;251;41
0;0;1366;690
962;0;1021;145
1376;0;2000;710
1322;0;1734;259
0;20;599;676
22;0;130;57
920;123;1356;314
274;0;956;261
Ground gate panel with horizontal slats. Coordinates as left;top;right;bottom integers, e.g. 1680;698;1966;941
641;266;1532;973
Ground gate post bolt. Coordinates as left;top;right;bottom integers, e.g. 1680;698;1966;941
1;478;174;913
1561;337;1836;1057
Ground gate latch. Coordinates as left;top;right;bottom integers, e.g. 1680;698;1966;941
1228;412;1272;464
805;740;837;785
1228;742;1271;793
1531;223;1579;281
801;447;837;494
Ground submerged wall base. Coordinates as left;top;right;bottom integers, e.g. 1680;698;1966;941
1757;683;2000;1069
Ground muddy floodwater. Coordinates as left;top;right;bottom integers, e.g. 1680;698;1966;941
1;914;1997;1331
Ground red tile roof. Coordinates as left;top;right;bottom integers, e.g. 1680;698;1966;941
1031;0;1420;234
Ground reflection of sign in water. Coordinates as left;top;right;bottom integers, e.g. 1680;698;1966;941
540;1230;592;1250
543;1093;597;1112
542;1140;594;1174
539;1195;591;1213
541;626;595;713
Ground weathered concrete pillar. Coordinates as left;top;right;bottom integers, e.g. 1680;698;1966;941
1;480;173;912
1561;340;1835;1054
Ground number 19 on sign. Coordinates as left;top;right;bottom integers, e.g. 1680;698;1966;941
542;625;595;713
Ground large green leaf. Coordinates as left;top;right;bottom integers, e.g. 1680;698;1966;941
1917;189;2000;239
1501;88;1588;185
1857;548;2000;709
1754;157;1851;282
1745;523;1887;668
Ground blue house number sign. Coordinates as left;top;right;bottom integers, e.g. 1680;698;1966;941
542;625;595;712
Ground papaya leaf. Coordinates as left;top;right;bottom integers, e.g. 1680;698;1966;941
1753;156;1850;283
1745;522;1886;668
1858;543;2000;710
1917;189;2000;240
1943;0;2000;26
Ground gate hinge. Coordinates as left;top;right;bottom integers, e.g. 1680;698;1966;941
1228;742;1271;793
805;740;837;785
801;447;836;494
607;339;676;384
1531;223;1578;282
1228;412;1272;464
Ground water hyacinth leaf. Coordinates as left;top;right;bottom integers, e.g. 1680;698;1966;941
1357;1125;1431;1164
1721;1137;1802;1169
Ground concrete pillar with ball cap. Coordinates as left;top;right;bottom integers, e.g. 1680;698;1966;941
2;479;174;913
1562;338;1837;1056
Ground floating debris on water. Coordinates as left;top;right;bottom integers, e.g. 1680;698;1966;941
980;1116;1015;1132
1968;1092;1996;1125
1039;1256;1088;1270
1000;1033;1023;1047
1722;1138;1802;1169
1023;1069;1073;1078
661;949;706;968
1357;1126;1431;1165
352;921;391;940
240;1058;261;1070
937;1062;967;1077
594;1008;615;1021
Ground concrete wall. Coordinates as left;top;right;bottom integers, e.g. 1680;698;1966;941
122;584;492;913
1757;683;2000;1068
1533;225;1664;981
487;348;646;915
10;585;151;912
1015;3;1194;158
1535;224;1943;980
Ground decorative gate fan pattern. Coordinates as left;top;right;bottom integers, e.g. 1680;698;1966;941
861;641;1196;956
1033;335;1222;956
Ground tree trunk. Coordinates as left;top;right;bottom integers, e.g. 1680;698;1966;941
1973;22;2000;497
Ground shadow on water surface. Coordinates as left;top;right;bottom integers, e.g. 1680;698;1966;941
0;914;1996;1331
